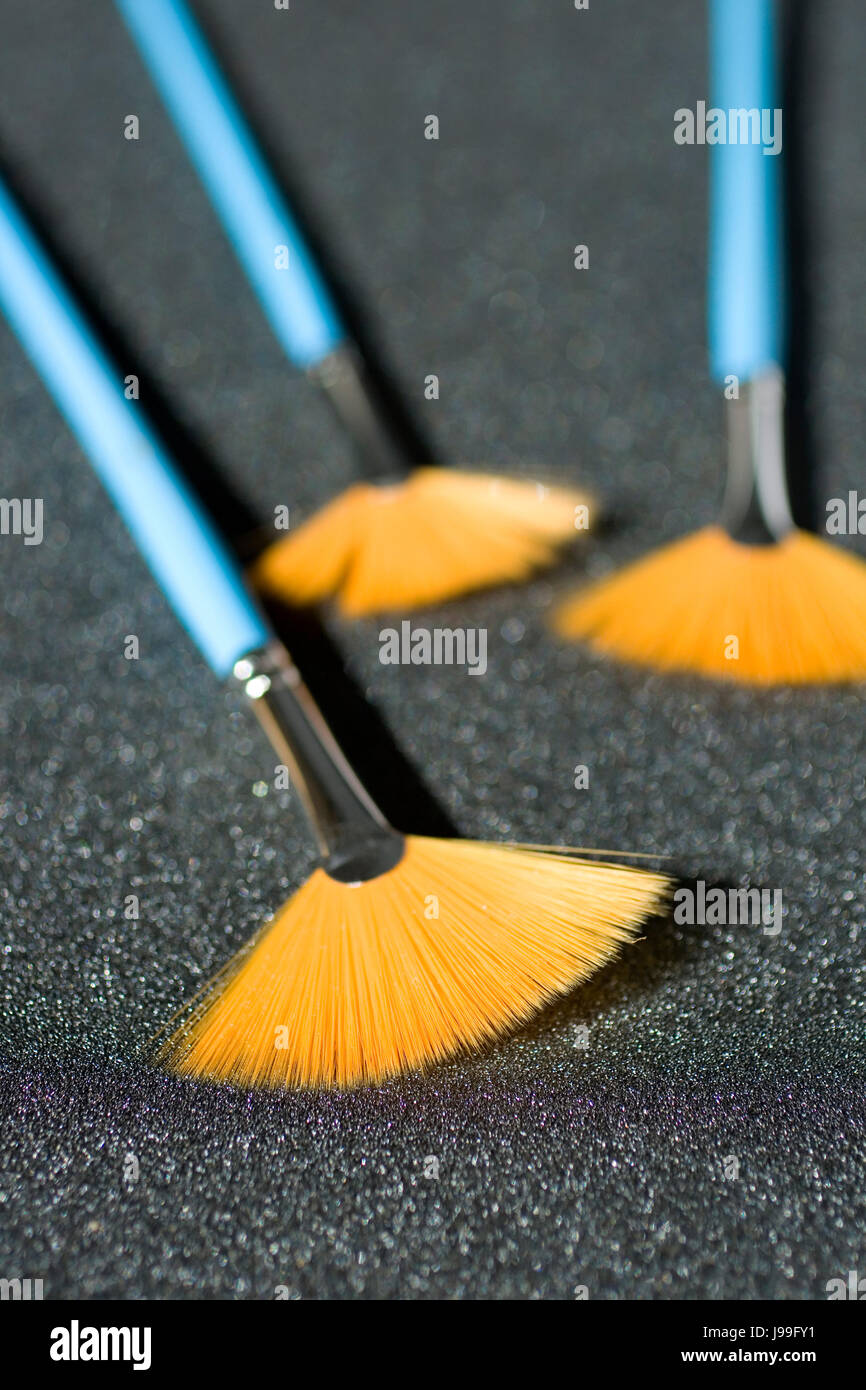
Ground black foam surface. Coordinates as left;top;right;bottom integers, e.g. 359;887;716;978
0;0;863;1299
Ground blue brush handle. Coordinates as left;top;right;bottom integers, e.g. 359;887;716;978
708;0;785;382
0;175;268;677
116;0;345;370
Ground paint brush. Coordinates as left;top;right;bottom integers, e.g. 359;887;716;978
556;0;866;684
0;168;668;1089
115;0;589;617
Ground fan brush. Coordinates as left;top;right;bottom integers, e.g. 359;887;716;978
0;171;668;1090
555;0;866;685
116;0;588;617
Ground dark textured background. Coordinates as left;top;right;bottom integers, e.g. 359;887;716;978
0;0;864;1300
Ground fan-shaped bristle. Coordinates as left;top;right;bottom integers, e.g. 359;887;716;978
250;468;589;615
554;525;866;685
159;837;668;1090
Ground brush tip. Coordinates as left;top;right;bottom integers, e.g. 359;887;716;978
250;469;591;615
554;526;866;685
158;836;668;1090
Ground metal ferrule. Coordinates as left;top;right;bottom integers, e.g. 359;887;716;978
721;366;795;544
308;344;411;485
233;643;405;883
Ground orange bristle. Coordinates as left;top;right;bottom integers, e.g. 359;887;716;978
250;468;589;616
159;836;669;1090
554;525;866;685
